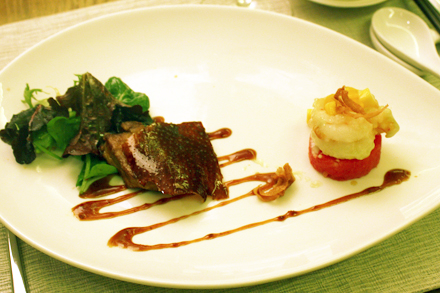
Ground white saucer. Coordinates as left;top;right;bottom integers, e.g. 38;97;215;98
308;0;386;8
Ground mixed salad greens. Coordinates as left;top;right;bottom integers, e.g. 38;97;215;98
0;73;154;194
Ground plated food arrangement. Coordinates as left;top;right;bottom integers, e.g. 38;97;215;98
0;73;409;252
1;6;439;289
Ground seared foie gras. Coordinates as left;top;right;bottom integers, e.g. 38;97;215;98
101;121;228;201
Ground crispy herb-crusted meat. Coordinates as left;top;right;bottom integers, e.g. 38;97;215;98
102;121;228;201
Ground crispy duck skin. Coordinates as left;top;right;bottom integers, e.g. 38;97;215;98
101;121;228;201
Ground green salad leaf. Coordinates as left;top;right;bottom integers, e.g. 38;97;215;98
57;73;119;157
11;122;36;164
0;107;35;145
46;116;81;151
0;98;69;164
22;84;43;108
1;73;154;194
32;126;61;160
105;77;150;112
77;154;118;194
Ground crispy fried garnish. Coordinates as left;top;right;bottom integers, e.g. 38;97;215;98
334;86;365;115
332;86;386;120
253;164;295;202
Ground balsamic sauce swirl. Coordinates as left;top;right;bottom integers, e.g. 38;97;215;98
106;169;410;251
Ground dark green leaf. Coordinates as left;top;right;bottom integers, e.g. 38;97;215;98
11;125;36;164
0;107;35;145
29;103;68;132
111;104;154;133
33;141;63;160
32;126;56;150
46;116;81;151
0;98;69;164
57;73;121;157
105;77;150;112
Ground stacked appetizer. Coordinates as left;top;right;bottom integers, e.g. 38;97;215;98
307;86;400;180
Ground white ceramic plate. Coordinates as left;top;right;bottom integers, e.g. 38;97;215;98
1;5;440;289
307;0;386;8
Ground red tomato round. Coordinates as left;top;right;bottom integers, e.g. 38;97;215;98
308;135;382;181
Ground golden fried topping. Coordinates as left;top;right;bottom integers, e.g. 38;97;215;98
253;164;294;202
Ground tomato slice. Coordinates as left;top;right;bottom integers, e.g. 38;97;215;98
308;135;382;181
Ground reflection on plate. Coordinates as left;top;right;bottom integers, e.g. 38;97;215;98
307;0;386;8
1;5;440;289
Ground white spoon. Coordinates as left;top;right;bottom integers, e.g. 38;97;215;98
370;25;440;75
372;7;440;78
370;25;425;75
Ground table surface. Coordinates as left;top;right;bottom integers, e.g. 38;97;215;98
0;0;120;25
1;0;440;292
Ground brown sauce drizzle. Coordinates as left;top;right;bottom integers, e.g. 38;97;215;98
218;149;257;167
208;128;232;140
305;169;411;212
224;172;276;188
73;191;190;221
153;116;165;123
107;169;410;251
